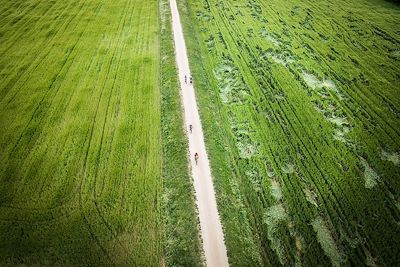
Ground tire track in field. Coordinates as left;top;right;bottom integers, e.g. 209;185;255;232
89;0;136;261
92;0;132;200
72;0;136;262
117;0;145;219
78;82;116;266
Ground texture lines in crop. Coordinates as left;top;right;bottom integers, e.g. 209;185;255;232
0;0;164;265
182;0;400;265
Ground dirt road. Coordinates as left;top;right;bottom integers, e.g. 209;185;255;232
168;0;229;266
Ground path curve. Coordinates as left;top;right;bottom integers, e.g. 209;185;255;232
168;0;229;266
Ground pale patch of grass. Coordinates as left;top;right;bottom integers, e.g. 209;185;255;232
360;158;380;189
327;116;348;127
246;170;262;193
302;72;339;94
237;141;258;159
302;72;320;89
214;61;249;104
262;51;294;66
260;28;282;47
263;204;288;265
282;163;295;174
271;179;282;201
304;187;318;207
380;150;399;166
295;237;303;253
311;216;344;267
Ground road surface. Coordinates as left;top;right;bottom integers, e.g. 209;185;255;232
168;0;229;266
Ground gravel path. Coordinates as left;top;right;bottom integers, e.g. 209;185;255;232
168;0;229;266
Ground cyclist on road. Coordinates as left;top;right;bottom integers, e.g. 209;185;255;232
194;152;199;165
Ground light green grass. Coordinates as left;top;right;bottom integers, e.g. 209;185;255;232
0;0;162;265
312;216;345;267
0;0;201;265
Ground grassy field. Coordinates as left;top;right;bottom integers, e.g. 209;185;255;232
0;0;201;265
177;0;400;266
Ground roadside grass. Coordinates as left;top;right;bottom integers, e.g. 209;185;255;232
159;0;203;265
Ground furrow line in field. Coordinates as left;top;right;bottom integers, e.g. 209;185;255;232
89;0;134;260
81;211;116;266
116;0;141;216
78;108;113;266
91;0;130;199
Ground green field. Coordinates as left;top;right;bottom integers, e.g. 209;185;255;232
0;0;201;265
1;0;400;266
177;0;400;266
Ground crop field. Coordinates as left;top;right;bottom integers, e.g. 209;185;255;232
0;0;201;265
177;0;400;266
